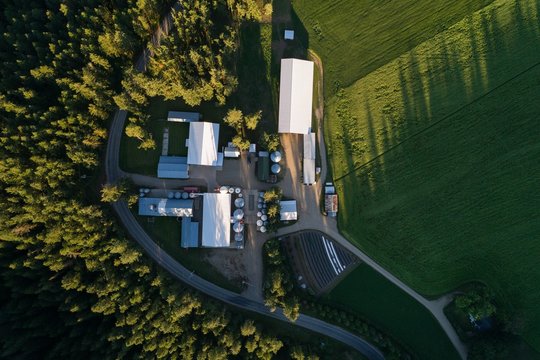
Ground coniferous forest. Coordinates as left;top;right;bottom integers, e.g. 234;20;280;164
0;1;327;358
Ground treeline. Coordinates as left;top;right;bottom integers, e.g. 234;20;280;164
262;239;412;359
0;0;325;358
116;0;263;149
263;239;300;321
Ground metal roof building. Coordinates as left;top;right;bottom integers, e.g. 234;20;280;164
157;156;189;179
303;132;316;185
187;122;222;166
181;217;199;248
167;111;200;122
223;146;240;158
278;58;314;134
280;200;298;221
138;198;193;217
202;193;231;247
257;152;270;181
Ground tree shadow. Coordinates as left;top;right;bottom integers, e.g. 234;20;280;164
335;0;540;346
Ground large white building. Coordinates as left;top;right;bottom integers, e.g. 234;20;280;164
186;122;223;167
278;58;314;134
202;193;231;247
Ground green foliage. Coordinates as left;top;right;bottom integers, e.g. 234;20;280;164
262;239;299;321
263;186;283;203
259;131;281;152
146;2;239;106
263;187;282;231
0;1;328;358
101;184;124;203
455;290;496;321
224;108;262;147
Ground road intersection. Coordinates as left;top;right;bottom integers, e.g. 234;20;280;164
104;4;466;359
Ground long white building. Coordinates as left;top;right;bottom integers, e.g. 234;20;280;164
278;58;314;134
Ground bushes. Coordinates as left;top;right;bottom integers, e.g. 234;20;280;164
262;239;300;321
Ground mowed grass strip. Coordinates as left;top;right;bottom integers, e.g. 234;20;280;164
327;264;459;360
293;0;494;89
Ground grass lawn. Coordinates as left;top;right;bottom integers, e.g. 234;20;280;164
294;0;540;352
327;264;459;360
119;113;189;175
135;214;242;293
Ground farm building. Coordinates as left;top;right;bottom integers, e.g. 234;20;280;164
186;122;223;167
303;132;316;185
181;217;199;248
157;156;189;179
280;200;298;221
167;111;200;122
257;152;270;181
201;193;231;247
138;198;193;217
223;146;240;158
278;58;314;134
284;29;294;40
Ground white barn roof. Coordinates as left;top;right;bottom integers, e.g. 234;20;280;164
202;193;231;247
280;200;298;221
303;133;316;185
278;58;314;134
187;122;220;166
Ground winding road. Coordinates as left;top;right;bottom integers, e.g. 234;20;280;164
105;4;385;360
105;3;466;360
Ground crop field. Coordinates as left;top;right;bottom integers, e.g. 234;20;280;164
294;0;540;351
327;264;459;360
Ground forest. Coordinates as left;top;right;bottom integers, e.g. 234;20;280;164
0;0;327;358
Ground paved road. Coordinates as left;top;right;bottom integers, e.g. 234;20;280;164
104;5;385;360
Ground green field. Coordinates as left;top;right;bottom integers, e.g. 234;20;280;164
135;214;242;292
327;264;459;360
294;0;540;351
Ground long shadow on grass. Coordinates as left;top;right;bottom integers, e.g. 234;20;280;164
335;0;540;354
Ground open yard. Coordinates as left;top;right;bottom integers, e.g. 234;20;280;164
294;0;540;352
327;264;459;360
134;214;242;293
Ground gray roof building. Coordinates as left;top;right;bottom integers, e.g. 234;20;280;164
157;156;189;179
181;217;199;248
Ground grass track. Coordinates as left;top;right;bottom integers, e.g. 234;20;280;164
293;0;540;352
